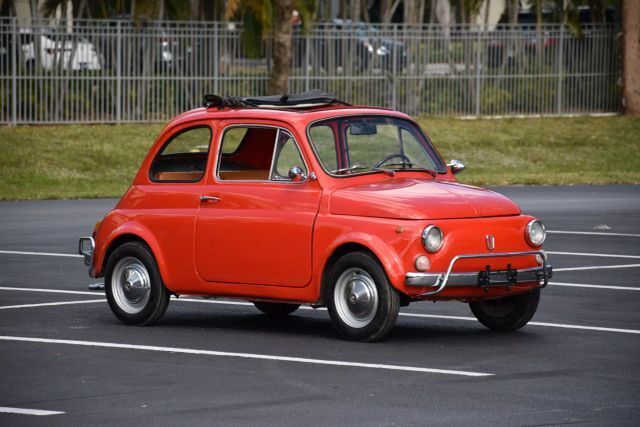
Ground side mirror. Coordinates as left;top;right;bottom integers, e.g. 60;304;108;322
447;159;466;175
288;166;308;182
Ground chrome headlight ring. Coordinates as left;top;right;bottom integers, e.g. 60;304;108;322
422;225;443;253
525;219;546;246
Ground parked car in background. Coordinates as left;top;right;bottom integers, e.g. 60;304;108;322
79;91;552;342
486;11;557;68
20;29;102;71
312;20;407;72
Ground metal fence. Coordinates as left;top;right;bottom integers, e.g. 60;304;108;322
0;18;620;124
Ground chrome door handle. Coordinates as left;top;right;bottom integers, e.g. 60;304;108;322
200;195;220;203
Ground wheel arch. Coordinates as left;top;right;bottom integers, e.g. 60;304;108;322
97;225;167;284
318;237;405;305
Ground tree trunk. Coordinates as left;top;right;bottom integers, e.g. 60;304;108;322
623;0;640;115
268;0;293;95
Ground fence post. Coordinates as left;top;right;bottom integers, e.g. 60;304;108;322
305;33;310;92
213;22;219;95
475;26;481;116
556;25;564;114
116;20;122;124
11;17;17;126
391;25;398;110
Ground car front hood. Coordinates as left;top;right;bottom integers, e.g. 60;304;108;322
329;178;520;220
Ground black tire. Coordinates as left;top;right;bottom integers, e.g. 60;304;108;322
326;251;400;342
104;241;170;326
253;301;300;317
469;289;540;331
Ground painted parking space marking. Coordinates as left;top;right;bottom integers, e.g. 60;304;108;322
397;313;640;334
549;282;640;291
0;407;65;416
0;299;104;310
0;250;82;258
1;286;639;334
0;336;493;377
547;251;640;259
0;286;98;296
548;230;640;238
554;263;640;272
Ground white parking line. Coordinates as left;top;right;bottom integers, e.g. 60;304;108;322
398;313;640;334
0;335;492;377
0;407;65;416
0;299;104;310
548;230;640;238
1;286;639;334
554;263;640;272
549;282;640;291
547;251;640;259
0;286;97;296
0;250;82;258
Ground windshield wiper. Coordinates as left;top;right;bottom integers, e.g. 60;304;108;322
332;164;396;177
383;163;438;177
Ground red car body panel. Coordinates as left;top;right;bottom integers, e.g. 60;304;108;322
89;106;546;304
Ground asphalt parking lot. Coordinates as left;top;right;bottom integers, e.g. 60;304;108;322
1;185;639;426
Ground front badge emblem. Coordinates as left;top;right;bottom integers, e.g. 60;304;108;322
485;235;495;250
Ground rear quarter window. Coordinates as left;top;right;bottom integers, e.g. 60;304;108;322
150;126;212;182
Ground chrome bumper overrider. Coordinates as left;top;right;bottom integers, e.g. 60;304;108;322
405;250;552;296
78;236;95;266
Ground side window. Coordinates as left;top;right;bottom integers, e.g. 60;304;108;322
220;127;247;154
271;130;307;181
151;126;211;182
217;126;306;182
218;127;278;181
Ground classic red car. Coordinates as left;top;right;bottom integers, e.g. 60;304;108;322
79;91;551;341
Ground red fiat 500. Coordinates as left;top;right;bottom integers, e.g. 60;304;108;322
79;91;552;341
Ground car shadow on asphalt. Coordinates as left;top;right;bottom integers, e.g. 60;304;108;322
142;307;547;345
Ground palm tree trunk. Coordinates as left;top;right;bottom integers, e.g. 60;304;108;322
623;0;640;114
267;0;293;95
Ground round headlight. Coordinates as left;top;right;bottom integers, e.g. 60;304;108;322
422;225;443;253
525;220;546;246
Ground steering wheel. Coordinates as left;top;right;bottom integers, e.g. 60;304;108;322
374;153;412;168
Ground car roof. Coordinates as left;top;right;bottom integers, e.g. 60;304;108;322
167;105;413;130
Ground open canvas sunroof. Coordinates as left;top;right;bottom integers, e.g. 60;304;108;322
203;90;349;110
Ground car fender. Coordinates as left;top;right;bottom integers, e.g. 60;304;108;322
318;230;405;291
95;220;168;284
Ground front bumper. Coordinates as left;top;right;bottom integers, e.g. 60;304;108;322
405;250;552;296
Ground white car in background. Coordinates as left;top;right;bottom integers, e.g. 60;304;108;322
21;30;102;71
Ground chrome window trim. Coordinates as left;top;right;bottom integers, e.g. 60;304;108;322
305;114;447;179
215;124;310;184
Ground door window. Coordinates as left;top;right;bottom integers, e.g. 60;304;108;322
217;126;306;182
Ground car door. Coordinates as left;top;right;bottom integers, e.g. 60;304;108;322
195;124;322;287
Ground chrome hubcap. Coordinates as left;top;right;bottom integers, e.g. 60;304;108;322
111;257;151;314
334;268;378;328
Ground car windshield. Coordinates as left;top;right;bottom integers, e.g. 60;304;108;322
308;115;445;176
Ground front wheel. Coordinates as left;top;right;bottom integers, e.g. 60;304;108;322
105;241;170;326
326;251;400;342
469;289;540;331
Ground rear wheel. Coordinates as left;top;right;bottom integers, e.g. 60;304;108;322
469;289;540;331
253;301;300;317
105;241;170;326
326;251;400;342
